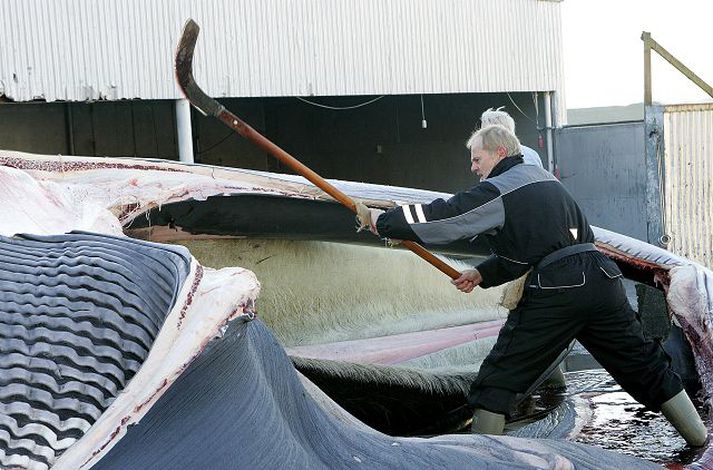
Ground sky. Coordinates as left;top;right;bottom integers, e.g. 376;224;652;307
561;0;713;109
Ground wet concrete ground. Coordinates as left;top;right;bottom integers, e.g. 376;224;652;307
568;369;706;466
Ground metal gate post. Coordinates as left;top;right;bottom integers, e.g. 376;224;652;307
644;105;667;247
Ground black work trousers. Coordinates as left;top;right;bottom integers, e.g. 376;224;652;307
468;251;683;415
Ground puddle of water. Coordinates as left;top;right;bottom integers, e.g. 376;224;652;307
568;369;705;466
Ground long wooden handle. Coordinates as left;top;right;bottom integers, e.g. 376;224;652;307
400;241;461;280
215;111;462;280
175;19;461;280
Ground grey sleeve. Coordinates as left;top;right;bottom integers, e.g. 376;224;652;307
407;189;506;245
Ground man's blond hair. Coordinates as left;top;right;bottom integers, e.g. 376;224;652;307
466;125;521;157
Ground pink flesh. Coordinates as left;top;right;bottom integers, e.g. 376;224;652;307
286;319;505;365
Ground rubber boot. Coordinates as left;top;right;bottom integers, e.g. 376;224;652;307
471;409;505;435
541;365;566;389
660;390;708;447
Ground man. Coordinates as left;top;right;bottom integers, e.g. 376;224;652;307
356;125;707;446
480;107;543;168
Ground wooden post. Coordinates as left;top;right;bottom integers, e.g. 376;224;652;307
642;32;652;106
642;31;713;105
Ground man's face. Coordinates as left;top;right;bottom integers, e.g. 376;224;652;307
470;146;504;179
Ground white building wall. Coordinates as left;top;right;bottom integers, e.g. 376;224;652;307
0;0;565;120
663;103;713;268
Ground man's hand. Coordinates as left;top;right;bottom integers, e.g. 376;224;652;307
451;269;483;293
355;202;384;236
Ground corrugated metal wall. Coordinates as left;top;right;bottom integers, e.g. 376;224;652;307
0;0;565;118
662;103;713;268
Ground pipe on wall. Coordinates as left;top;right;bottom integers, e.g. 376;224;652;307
175;99;194;163
544;91;554;173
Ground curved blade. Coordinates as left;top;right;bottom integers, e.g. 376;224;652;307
175;19;224;117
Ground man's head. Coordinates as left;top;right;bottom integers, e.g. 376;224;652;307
480;107;516;133
466;125;521;179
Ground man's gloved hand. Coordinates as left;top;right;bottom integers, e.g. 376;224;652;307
354;202;383;236
355;202;371;229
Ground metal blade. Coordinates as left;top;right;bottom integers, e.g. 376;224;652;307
175;19;224;117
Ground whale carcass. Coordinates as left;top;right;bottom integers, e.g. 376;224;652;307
0;150;711;469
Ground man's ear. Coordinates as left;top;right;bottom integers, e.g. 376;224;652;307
496;146;507;158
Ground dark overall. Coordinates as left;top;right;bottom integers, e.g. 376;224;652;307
468;245;683;415
374;156;684;418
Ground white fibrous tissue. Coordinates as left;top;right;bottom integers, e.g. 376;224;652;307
0;166;123;236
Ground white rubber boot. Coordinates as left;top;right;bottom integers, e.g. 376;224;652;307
542;365;566;389
660;390;708;447
471;409;505;435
